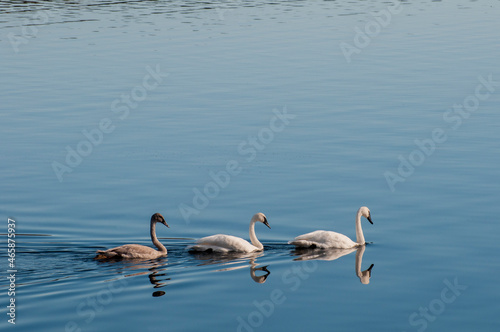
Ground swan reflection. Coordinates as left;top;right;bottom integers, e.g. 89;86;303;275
249;261;270;284
97;259;170;296
292;247;356;261
132;264;170;297
291;245;374;284
190;251;271;284
149;269;169;288
354;245;373;284
127;263;171;296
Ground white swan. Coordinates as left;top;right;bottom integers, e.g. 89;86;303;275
95;213;169;260
289;206;373;249
189;213;270;253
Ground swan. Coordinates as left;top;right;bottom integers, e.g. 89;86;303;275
95;213;169;260
188;213;270;253
289;206;373;249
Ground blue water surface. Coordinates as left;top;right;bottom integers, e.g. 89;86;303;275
1;0;499;331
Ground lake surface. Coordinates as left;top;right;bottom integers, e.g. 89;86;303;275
1;0;499;331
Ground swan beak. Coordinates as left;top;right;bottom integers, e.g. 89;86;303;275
162;220;170;228
367;215;373;224
263;218;271;229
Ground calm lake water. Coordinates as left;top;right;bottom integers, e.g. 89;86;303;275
1;0;500;331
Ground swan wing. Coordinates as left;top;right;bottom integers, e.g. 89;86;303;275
289;230;356;249
190;234;258;253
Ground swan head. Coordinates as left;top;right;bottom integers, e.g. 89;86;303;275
359;206;373;224
151;213;169;228
252;212;271;229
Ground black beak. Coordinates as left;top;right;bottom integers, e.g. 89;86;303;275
367;215;373;224
162;219;170;228
263;218;271;229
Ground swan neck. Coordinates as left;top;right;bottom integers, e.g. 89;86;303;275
249;220;263;250
150;220;167;253
355;210;365;245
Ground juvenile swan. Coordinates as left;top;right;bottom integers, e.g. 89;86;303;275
95;213;169;260
289;207;373;249
189;213;270;253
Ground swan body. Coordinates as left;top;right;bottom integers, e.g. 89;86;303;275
189;213;270;253
289;206;372;249
95;213;169;260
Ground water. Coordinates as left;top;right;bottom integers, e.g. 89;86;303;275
1;0;499;331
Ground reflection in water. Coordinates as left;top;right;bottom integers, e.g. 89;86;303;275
355;245;374;285
191;251;271;284
134;264;171;297
249;260;270;284
292;247;356;261
291;245;374;284
148;269;169;288
152;291;165;297
96;259;170;297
